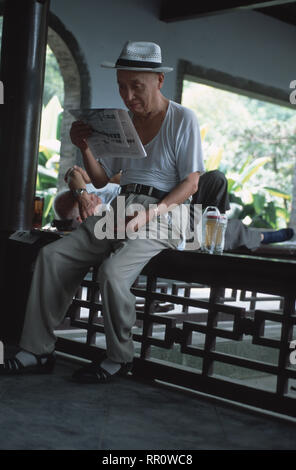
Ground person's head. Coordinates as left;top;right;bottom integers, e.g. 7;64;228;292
101;40;173;116
117;70;164;116
53;191;81;229
53;191;102;229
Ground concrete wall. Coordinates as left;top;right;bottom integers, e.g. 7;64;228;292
50;0;296;108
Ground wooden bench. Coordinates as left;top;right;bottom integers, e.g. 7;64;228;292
3;228;296;417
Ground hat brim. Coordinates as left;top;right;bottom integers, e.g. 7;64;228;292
101;61;173;73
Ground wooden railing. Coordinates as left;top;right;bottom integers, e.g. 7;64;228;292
56;249;296;418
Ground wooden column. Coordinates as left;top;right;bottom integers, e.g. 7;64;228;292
0;0;50;344
0;0;50;231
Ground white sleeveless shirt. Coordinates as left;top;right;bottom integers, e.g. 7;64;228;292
97;100;205;192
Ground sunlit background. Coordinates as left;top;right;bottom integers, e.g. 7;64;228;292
182;80;296;228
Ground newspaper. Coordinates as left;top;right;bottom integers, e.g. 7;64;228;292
69;108;147;159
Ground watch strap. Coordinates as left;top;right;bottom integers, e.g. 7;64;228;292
71;188;87;199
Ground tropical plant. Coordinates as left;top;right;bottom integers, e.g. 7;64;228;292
0;20;63;227
200;125;291;228
36;95;63;227
183;80;296;228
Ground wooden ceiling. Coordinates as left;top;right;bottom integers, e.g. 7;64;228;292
160;0;296;27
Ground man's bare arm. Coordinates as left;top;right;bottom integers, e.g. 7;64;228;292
65;165;91;185
155;172;200;216
81;147;110;188
110;172;121;184
66;168;87;191
70;121;110;188
66;168;102;221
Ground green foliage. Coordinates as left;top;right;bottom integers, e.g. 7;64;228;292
182;80;296;228
43;46;64;107
227;158;292;228
0;18;64;228
37;95;63;227
231;192;284;229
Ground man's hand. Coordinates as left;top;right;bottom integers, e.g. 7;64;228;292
69;121;110;189
77;192;102;221
64;166;91;184
73;166;91;184
70;120;93;151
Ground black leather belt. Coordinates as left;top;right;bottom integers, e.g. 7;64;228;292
120;184;169;200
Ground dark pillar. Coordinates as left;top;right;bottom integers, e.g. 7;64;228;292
0;0;50;345
0;0;50;231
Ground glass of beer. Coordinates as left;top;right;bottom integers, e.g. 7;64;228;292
201;206;220;254
214;214;228;254
32;196;44;229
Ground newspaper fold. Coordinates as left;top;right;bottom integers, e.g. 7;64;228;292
70;108;147;159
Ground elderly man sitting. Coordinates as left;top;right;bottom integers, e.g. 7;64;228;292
1;40;205;381
0;40;293;382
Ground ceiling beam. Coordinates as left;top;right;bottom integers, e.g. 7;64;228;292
160;0;296;22
257;4;296;25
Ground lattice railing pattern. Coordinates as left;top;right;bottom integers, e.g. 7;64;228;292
56;260;296;418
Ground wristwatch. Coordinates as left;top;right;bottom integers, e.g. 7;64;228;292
71;188;87;199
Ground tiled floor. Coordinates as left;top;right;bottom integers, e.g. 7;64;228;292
0;356;295;450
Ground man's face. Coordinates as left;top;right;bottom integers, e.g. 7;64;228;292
117;70;164;116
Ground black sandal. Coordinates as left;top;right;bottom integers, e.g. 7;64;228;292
0;352;56;375
72;359;133;384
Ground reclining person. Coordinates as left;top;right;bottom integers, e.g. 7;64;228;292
191;170;294;250
58;165;294;250
53;166;121;228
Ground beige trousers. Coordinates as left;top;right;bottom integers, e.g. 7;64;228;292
19;194;184;363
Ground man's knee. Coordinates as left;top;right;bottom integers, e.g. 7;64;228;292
38;238;66;262
200;169;227;188
193;170;227;202
39;242;55;259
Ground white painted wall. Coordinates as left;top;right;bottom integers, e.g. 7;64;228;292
50;0;296;108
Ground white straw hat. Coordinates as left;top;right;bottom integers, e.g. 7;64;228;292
101;41;173;73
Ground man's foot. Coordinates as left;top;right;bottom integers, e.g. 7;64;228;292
261;228;294;244
72;354;133;384
0;350;56;375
